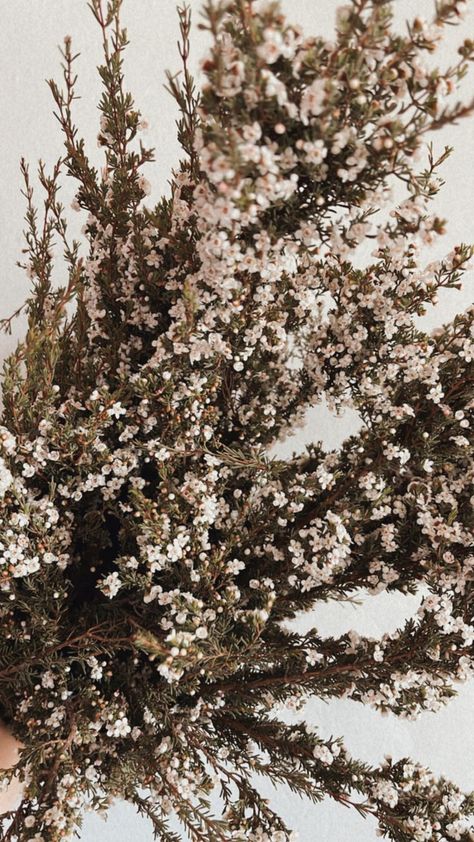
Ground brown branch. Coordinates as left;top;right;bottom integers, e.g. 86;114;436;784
0;624;133;681
210;639;473;697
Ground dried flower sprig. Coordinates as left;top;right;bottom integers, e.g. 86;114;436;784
0;1;474;840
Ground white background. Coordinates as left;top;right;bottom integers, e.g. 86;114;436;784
0;1;473;839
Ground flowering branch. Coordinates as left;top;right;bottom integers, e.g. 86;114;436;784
1;1;474;840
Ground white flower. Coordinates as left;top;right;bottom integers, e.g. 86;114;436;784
226;558;245;575
106;715;131;738
41;670;55;689
371;780;399;808
313;744;334;765
300;78;328;123
85;765;98;782
257;28;284;64
88;657;103;681
143;585;162;604
273;491;288;507
0;457;13;498
0;427;16;455
200;495;219;523
100;571;123;598
107;401;126;419
316;465;334;489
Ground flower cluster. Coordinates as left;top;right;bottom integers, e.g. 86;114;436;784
0;0;473;840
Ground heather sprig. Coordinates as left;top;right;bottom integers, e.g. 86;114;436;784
0;1;473;840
